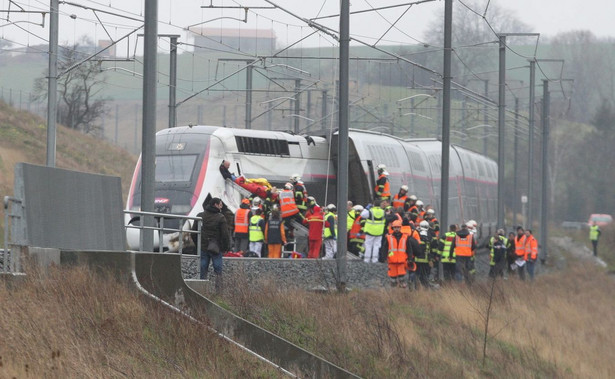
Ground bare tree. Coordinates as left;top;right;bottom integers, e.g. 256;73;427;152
33;36;109;134
424;0;530;85
549;31;612;123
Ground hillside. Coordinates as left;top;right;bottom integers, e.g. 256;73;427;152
0;100;137;244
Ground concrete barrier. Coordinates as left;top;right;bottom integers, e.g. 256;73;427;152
56;250;359;378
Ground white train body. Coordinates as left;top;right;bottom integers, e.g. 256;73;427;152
125;125;497;250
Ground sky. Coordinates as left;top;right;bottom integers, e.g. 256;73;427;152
1;0;614;54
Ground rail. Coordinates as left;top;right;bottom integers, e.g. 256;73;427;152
124;210;202;254
3;196;23;273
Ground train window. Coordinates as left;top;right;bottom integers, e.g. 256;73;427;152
477;161;486;177
408;151;425;172
235;136;290;156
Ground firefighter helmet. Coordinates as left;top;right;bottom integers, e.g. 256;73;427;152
400;185;409;192
284;182;293;190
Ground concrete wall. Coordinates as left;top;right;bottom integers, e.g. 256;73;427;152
13;163;125;251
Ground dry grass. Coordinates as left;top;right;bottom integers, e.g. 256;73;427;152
0;265;278;378
218;263;615;378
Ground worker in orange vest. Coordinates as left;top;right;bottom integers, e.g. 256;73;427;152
233;198;251;253
513;226;527;280
374;164;391;202
391;185;409;210
524;229;538;280
450;223;476;284
382;220;419;288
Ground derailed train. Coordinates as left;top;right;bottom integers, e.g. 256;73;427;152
125;125;497;249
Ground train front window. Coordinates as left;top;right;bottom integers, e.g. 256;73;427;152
155;155;198;183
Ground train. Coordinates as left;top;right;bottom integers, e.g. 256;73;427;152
125;125;498;250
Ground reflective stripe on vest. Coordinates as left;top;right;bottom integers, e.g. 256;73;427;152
392;194;407;209
454;235;473;257
387;234;408;264
249;215;264;242
279;190;299;218
234;208;250;233
364;207;385;236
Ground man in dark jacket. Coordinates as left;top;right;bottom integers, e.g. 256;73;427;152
195;197;231;288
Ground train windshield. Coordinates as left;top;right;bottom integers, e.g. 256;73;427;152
129;131;210;216
156;155;198;183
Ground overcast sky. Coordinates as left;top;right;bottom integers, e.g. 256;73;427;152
1;0;614;53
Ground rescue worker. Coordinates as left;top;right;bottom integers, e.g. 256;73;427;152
323;204;338;259
424;208;440;236
233;198;251;253
374;164;391;202
406;195;419;219
451;223;476;284
589;222;601;257
382;220;419;288
279;182;304;229
392;185;409;210
524;229;538;281
348;205;366;257
360;200;386;263
488;229;508;278
248;208;266;257
415;220;436;288
251;196;264;215
506;231;517;276
513;226;527;280
381;202;402;262
415;200;425;223
304;201;326;259
290;174;309;214
264;206;286;258
438;224;458;282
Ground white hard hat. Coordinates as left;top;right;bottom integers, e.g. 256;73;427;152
409;195;417;201
284;182;293;190
468;220;477;228
400;185;409;191
419;220;430;229
352;205;364;212
327;204;337;211
377;163;387;170
416;200;424;206
307;196;316;202
290;173;301;182
252;196;261;204
426;209;435;215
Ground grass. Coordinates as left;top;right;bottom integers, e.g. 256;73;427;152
0;265;278;378
1;240;614;377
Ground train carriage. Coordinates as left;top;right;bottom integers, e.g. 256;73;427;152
126;125;498;250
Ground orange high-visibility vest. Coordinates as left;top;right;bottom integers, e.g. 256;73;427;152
349;216;365;240
375;174;391;199
386;234;408;264
525;234;538;260
279;190;299;218
454;235;473;257
392;194;407;209
234;208;250;233
515;235;527;258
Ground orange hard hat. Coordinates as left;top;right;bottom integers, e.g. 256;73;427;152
241;198;250;205
391;220;402;228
